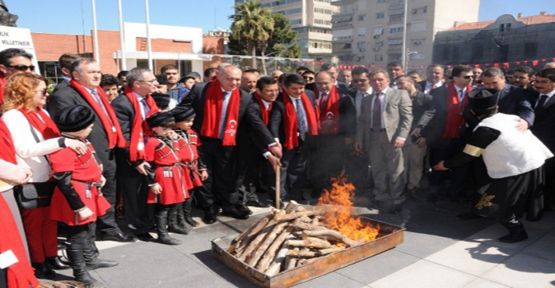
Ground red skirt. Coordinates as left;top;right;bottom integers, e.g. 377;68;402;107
147;165;188;205
50;181;111;226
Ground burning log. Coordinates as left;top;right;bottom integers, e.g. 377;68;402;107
227;177;381;277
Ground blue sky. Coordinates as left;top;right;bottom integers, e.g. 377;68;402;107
7;0;555;35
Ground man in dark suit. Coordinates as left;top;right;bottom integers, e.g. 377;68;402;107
236;76;281;207
269;74;318;202
470;67;535;129
320;63;350;95
531;68;555;210
48;58;135;242
340;67;372;190
52;53;79;94
355;68;413;213
419;64;445;94
181;64;280;222
111;67;160;240
423;65;473;202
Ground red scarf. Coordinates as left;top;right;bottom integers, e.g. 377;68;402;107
20;107;60;140
441;83;469;139
0;193;39;288
0;119;16;164
314;85;340;135
200;80;241;146
282;92;318;150
124;87;159;161
254;92;272;125
69;80;126;149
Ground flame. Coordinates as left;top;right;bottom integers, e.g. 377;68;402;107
317;176;380;242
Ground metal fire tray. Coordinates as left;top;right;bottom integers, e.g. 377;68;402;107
211;216;404;288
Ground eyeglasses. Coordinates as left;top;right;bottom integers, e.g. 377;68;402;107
462;76;473;79
353;79;369;83
8;64;35;72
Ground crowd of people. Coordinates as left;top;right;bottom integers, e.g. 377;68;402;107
0;46;554;288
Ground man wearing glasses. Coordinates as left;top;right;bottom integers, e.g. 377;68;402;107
425;65;474;203
0;48;35;105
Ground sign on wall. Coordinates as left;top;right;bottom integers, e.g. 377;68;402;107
0;25;39;74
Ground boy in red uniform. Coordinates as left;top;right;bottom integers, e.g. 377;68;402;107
171;106;208;228
145;112;188;245
50;105;117;287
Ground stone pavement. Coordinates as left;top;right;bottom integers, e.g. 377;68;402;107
50;195;555;288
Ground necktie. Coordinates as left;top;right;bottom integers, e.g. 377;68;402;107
140;97;149;120
91;89;109;116
373;93;381;130
458;89;465;102
537;94;549;109
320;93;328;111
295;98;308;140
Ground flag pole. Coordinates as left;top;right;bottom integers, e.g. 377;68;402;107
91;0;100;66
144;0;153;70
117;0;127;70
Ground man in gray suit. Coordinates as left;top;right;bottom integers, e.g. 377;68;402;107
355;68;413;213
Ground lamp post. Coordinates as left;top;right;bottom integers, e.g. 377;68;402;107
401;0;408;69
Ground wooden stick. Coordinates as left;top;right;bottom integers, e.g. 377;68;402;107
303;229;363;247
286;237;332;249
275;163;280;209
257;228;291;272
246;222;289;267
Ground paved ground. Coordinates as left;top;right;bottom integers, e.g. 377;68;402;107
47;192;555;288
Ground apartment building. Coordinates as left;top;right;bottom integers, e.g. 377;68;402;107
235;0;337;59
332;0;480;69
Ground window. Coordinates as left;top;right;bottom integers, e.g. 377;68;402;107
524;42;538;58
373;27;384;36
375;54;384;61
389;26;403;34
358;14;367;21
376;12;385;19
499;24;504;32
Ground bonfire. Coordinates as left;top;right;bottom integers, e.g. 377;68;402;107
227;177;380;276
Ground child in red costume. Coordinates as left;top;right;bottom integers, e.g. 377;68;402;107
170;106;208;229
50;105;117;287
144;112;188;245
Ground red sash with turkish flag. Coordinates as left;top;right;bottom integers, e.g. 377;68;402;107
200;79;241;146
69;80;126;149
441;83;470;139
314;85;340;135
282;92;318;150
19;107;60;140
124;87;159;161
254;92;272;125
0;119;16;164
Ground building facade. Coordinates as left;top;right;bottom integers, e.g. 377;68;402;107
31;22;226;82
433;13;555;66
236;0;337;59
332;0;480;69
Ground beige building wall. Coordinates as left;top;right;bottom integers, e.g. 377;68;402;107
236;0;336;59
332;0;480;69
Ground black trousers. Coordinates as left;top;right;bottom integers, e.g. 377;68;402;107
280;140;309;201
94;148;120;234
200;138;241;210
309;135;343;197
115;149;153;234
429;139;470;198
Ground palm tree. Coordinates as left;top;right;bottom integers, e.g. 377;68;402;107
230;0;274;70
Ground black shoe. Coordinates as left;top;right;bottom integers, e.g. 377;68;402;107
203;206;218;224
168;223;191;235
33;262;57;279
101;232;137;242
222;206;250;220
46;256;70;270
185;215;199;227
86;258;118;270
237;204;253;215
246;199;269;208
75;270;105;288
136;232;155;242
498;230;528;243
157;233;181;245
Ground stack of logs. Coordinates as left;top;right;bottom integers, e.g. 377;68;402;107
228;202;364;276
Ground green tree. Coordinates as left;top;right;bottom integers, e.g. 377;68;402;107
266;13;301;58
229;0;274;69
